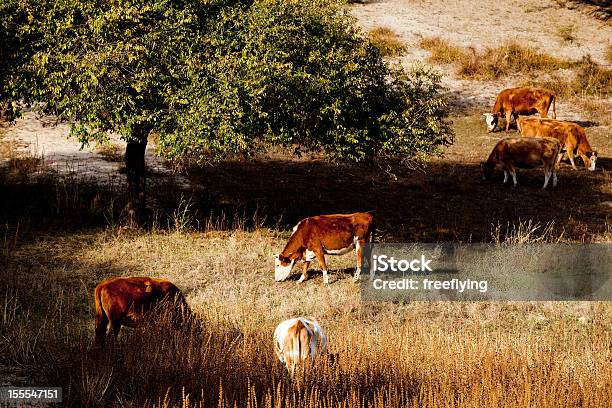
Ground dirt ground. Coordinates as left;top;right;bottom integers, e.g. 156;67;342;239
353;0;612;114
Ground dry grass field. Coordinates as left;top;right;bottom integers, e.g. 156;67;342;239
1;113;611;407
1;0;612;407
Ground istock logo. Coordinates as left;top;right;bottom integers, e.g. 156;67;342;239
372;255;433;273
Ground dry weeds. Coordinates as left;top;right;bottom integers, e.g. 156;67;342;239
369;27;406;57
96;142;123;163
419;37;574;80
525;55;612;97
1;222;610;407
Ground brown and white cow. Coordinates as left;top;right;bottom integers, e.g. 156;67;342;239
517;117;597;171
273;317;327;377
94;277;189;347
274;212;374;284
484;87;556;133
481;137;562;189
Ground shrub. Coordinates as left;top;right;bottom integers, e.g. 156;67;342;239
572;55;612;96
556;25;577;44
526;55;612;97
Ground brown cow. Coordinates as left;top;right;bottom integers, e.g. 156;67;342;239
273;317;327;377
517;117;597;171
274;212;374;284
94;277;188;347
481;137;562;189
484;87;556;133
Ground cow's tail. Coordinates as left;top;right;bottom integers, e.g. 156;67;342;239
550;94;556;119
93;285;108;347
299;317;316;361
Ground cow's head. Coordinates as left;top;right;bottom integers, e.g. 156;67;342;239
274;254;295;281
483;113;499;133
586;151;597;171
480;161;495;180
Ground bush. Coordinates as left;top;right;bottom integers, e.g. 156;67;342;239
456;42;573;80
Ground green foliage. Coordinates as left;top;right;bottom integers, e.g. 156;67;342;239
2;0;221;143
162;0;452;163
2;0;453;163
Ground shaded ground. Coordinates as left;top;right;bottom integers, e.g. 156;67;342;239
187;116;611;243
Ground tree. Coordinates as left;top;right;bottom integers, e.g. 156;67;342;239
2;0;220;223
1;0;453;224
162;0;453;164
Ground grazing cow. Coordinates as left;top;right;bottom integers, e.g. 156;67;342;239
94;277;188;347
273;317;327;377
274;212;374;284
481;137;562;189
517;117;597;171
483;87;556;133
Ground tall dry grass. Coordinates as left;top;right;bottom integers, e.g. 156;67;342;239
527;55;612;98
368;27;406;57
1;219;610;407
419;37;573;80
418;36;612;98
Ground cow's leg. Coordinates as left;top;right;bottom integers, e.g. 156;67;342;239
512;113;520;132
552;169;558;187
94;312;109;348
507;166;517;187
543;170;551;189
556;149;565;167
503;170;508;184
107;321;121;346
353;238;365;282
505;111;512;132
313;250;329;284
566;149;577;170
298;261;310;283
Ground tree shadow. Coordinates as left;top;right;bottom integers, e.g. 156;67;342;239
185;156;612;242
569;1;612;21
2;149;610;243
573;120;600;128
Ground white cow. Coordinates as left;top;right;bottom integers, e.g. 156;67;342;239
273;317;327;377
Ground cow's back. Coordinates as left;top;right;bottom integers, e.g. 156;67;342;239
497;87;553;114
519;118;582;143
97;277;180;320
495;137;560;166
307;213;373;248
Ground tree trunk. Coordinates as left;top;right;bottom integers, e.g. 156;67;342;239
125;125;149;226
